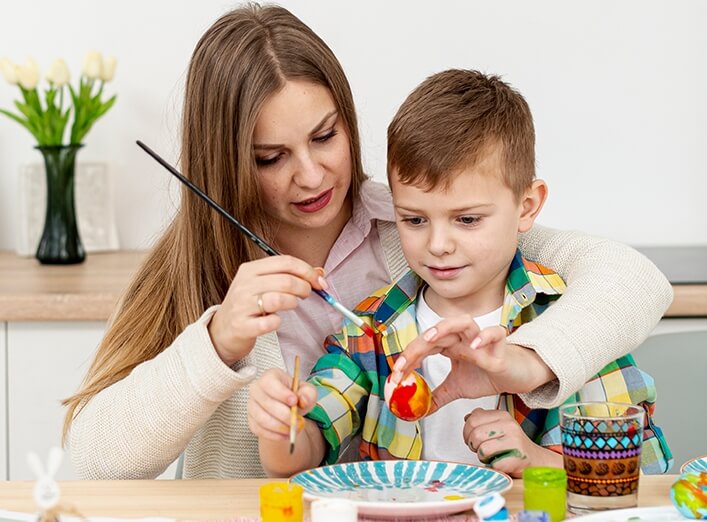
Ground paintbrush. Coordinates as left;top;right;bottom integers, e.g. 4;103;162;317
289;355;300;454
136;140;375;338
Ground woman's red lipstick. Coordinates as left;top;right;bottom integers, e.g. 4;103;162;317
293;188;333;213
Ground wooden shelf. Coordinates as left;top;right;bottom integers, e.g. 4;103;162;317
636;246;707;317
0;251;146;321
0;249;705;321
665;284;707;317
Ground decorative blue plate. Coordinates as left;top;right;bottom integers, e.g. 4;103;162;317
290;460;511;519
682;455;707;474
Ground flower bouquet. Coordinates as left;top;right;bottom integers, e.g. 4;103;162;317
0;52;117;264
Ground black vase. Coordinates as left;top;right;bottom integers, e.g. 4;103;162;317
35;144;86;264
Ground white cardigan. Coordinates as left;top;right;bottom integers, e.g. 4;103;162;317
69;221;672;479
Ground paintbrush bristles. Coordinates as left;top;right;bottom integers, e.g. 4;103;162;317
289;356;300;454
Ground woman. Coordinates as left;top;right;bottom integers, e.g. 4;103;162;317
63;4;671;479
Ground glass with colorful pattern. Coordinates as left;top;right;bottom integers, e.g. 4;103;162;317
560;402;644;514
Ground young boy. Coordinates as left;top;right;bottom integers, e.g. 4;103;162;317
247;69;672;478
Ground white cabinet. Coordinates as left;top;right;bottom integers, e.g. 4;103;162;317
634;318;707;472
5;321;179;480
0;322;7;480
7;321;104;480
0;252;178;480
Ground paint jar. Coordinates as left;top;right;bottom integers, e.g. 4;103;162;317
523;467;567;522
473;492;509;521
310;498;358;522
517;510;551;522
259;482;303;522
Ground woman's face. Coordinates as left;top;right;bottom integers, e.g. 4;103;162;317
253;80;352;238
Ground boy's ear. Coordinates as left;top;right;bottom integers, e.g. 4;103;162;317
518;180;548;233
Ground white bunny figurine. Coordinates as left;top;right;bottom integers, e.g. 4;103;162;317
27;446;63;511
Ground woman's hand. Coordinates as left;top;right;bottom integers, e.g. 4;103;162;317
208;255;326;366
247;368;317;442
463;408;562;478
391;317;555;412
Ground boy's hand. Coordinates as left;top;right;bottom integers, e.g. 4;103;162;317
463;408;562;478
247;368;317;441
390;316;555;412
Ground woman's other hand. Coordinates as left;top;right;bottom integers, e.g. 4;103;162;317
208;255;326;365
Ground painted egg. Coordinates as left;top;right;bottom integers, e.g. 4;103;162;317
384;371;432;421
670;471;707;519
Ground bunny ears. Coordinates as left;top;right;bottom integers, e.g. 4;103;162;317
27;447;63;510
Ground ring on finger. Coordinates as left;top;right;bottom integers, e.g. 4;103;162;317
256;293;266;316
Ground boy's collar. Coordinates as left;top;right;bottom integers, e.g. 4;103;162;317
356;249;565;331
500;250;566;330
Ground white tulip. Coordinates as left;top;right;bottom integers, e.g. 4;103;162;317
26;57;39;74
17;57;40;90
0;57;18;84
46;59;70;86
82;50;102;80
100;55;117;82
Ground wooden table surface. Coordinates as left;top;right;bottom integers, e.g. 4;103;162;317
0;475;677;519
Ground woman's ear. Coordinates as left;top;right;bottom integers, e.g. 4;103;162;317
518;180;548;233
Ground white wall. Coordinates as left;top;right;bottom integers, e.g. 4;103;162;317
1;0;705;250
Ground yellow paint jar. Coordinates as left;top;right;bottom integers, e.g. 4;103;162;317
259;482;304;522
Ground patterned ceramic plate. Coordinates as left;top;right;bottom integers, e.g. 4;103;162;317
571;505;684;521
681;455;707;474
290;460;511;519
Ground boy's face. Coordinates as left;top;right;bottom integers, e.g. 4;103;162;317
391;146;545;318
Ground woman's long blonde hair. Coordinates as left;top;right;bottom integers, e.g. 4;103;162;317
62;3;366;441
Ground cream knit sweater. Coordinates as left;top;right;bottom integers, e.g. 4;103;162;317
69;221;672;479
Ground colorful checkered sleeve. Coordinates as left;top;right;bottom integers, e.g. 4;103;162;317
534;355;673;474
305;321;376;465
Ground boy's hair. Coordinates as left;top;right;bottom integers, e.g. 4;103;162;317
387;69;535;199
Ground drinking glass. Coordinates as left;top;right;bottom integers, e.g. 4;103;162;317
560;402;644;514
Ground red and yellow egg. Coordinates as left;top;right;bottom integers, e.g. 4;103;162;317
384;371;432;421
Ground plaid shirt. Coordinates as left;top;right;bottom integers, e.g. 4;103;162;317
306;250;673;474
